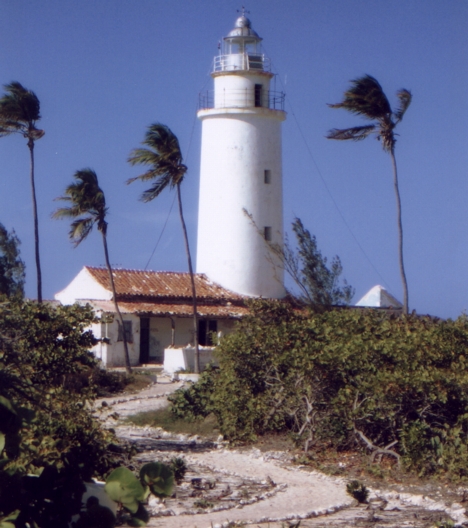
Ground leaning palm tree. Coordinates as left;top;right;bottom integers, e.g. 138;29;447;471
53;169;132;373
326;75;411;314
0;81;45;302
127;123;200;373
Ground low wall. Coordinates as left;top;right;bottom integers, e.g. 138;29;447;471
163;346;217;374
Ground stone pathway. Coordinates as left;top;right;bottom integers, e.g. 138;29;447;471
94;376;468;528
144;449;352;528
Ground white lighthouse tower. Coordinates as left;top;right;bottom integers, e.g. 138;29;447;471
196;14;286;298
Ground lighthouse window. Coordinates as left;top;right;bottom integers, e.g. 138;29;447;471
264;170;271;184
254;84;262;107
264;226;272;242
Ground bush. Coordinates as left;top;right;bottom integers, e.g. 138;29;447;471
168;364;219;422
170;300;468;477
0;300;120;526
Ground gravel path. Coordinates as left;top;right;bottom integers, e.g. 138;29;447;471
95;376;468;528
146;449;351;527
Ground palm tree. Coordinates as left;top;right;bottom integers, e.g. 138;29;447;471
0;81;45;302
127;123;200;373
53;169;132;373
326;75;411;314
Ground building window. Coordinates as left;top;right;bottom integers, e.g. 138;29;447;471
198;319;218;346
118;320;133;343
264;169;271;184
264;226;272;242
254;84;262;107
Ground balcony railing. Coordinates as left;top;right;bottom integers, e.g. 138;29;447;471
213;53;271;73
199;89;285;111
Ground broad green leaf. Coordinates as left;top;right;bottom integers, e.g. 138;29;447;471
105;467;146;514
140;462;174;498
129;503;150;526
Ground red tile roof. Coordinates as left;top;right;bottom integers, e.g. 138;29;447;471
85;266;246;302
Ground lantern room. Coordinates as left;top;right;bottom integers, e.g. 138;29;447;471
213;15;270;73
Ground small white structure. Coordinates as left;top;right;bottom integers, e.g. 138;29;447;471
355;285;403;309
197;14;286;299
55;266;248;368
163;345;219;376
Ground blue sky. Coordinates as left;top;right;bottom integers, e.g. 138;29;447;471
0;0;466;319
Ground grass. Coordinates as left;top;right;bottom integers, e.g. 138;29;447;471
125;408;220;439
92;369;154;396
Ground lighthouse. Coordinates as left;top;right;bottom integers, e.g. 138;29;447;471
196;14;286;298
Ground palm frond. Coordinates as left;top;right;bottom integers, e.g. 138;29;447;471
53;168;108;245
326;125;376;141
128;148;161;167
0;126;15;137
52;205;84;220
394;89;412;123
328;75;392;120
127;123;187;201
126;168;165;185
140;173;173;202
143;124;183;162
0;81;42;126
69;217;94;247
67;169;107;216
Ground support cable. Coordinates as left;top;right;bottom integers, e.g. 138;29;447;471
266;51;390;288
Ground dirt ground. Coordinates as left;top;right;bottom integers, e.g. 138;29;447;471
95;375;468;528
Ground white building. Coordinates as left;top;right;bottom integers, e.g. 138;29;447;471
355;285;402;310
55;266;248;367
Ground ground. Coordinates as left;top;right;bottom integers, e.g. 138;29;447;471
93;372;468;528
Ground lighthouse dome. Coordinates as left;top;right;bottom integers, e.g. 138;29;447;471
227;16;260;39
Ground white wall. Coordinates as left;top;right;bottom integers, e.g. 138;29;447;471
91;314;140;368
164;346;218;374
214;71;272;108
197;106;286;298
55;267;111;304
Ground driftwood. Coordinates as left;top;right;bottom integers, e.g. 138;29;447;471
354;426;401;468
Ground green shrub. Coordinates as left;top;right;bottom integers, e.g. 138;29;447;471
170;457;188;484
168;363;218;422
170;299;468;477
346;480;369;503
0;300;120;526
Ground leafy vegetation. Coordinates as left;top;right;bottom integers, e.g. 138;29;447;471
170;457;188;484
0;223;25;300
170;300;468;478
105;462;174;526
0;300;118;526
283;218;354;308
346;480;369;503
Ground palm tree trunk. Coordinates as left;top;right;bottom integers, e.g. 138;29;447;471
177;183;200;374
28;139;42;303
390;150;409;315
101;231;132;374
